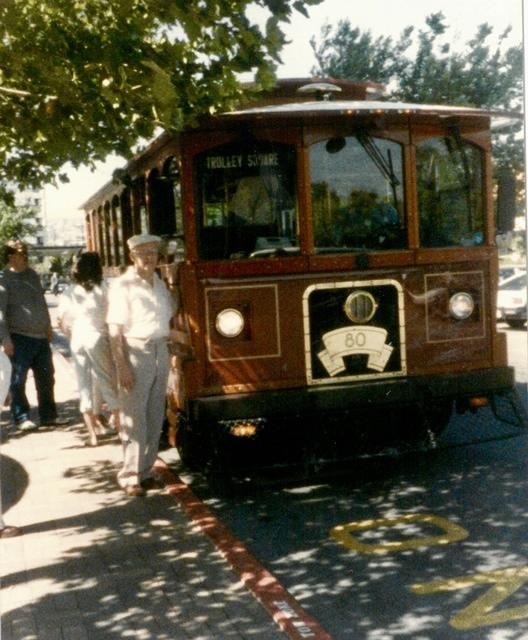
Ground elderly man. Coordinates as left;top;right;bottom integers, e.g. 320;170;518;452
0;240;66;430
107;234;175;497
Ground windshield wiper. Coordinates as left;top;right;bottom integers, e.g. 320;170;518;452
356;131;400;206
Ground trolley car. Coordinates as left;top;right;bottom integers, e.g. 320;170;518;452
81;77;527;469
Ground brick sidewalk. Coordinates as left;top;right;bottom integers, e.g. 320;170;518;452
0;347;285;640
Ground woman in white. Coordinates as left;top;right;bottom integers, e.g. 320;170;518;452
0;348;21;537
58;252;121;446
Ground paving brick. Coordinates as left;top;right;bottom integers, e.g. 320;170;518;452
0;347;286;640
58;623;89;640
8;611;38;640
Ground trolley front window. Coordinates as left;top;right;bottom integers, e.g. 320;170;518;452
195;141;297;260
310;135;405;253
417;136;484;247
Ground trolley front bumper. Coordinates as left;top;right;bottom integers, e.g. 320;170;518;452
189;366;526;426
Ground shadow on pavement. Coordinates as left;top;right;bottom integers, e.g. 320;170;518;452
1;454;29;513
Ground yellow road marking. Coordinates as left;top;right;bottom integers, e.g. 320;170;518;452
412;566;528;629
330;513;468;554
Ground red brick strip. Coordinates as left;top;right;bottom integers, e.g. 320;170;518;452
51;344;332;637
155;458;334;640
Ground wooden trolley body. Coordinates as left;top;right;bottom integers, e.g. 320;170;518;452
82;78;525;468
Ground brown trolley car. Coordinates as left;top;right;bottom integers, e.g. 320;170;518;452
81;77;527;470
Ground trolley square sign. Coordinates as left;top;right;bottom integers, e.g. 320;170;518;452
205;152;279;170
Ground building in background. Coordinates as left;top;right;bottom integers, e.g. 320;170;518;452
10;186;84;248
12;186;46;246
5;187;84;285
44;217;85;247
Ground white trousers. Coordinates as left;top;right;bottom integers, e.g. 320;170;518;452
117;338;170;487
71;334;120;413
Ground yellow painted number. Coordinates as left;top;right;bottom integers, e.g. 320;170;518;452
331;514;528;630
330;513;468;554
412;566;528;630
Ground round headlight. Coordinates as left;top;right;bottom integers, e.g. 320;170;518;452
449;292;475;320
215;308;245;338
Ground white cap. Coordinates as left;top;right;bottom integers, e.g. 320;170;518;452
127;233;161;250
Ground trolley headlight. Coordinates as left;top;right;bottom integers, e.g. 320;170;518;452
449;292;475;320
215;308;245;338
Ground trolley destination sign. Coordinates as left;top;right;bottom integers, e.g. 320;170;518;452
205;152;280;170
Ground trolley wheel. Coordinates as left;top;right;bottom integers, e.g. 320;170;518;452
423;401;453;436
175;414;202;470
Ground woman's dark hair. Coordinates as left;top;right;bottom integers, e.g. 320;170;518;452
72;252;103;291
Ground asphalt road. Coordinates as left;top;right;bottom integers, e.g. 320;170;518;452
178;324;528;639
49;287;528;638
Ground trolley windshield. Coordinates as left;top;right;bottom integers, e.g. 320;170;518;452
193;128;486;261
310;134;405;253
416;136;484;247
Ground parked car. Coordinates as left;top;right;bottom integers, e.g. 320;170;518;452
497;271;527;328
499;265;523;283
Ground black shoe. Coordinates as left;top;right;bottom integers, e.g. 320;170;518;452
141;477;165;490
158;436;171;451
40;417;70;427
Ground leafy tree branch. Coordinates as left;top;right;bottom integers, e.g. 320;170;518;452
0;0;321;192
310;12;523;179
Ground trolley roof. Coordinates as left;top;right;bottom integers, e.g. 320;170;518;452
224;99;519;128
79;78;521;211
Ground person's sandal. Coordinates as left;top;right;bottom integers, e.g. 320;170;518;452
86;434;99;447
0;525;22;538
95;415;115;438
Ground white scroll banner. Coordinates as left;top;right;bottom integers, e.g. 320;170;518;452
317;326;393;376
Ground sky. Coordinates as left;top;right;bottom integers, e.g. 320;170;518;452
43;0;524;221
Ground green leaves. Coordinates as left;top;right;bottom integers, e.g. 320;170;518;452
310;20;412;85
311;12;521;112
311;13;523;179
0;0;322;194
0;201;41;264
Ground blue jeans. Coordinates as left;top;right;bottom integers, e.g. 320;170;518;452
10;333;56;425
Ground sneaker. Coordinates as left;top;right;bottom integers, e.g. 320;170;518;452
17;419;37;431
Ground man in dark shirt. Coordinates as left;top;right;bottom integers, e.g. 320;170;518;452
0;240;66;430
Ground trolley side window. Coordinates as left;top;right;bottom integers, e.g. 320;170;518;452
309;135;405;253
194;141;297;260
417;136;484;247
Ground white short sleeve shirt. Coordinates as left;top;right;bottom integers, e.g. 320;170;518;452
107;268;175;339
57;283;109;351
